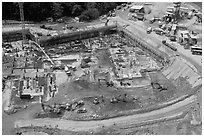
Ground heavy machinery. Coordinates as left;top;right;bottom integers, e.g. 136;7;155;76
170;35;177;41
154;28;165;35
191;45;202;55
151;82;167;91
146;27;153;34
149;17;161;24
177;30;198;48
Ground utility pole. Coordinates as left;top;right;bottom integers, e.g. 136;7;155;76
18;2;26;47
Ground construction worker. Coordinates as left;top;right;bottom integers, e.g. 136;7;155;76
105;18;110;26
41;103;45;111
101;95;104;102
11;68;14;74
16;132;22;135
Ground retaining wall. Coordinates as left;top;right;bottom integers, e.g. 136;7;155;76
120;28;170;65
2;28;33;42
2;23;169;66
38;24;117;46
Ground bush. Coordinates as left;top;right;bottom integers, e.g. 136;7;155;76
79;14;90;22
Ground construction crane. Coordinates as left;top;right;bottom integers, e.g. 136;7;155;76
18;2;26;47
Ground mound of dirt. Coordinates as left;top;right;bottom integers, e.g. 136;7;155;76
144;6;151;14
73;80;90;89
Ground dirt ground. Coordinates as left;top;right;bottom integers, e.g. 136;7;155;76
2;2;202;135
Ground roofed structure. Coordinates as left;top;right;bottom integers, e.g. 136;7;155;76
129;5;145;13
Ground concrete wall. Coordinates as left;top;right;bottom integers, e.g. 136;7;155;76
2;28;33;42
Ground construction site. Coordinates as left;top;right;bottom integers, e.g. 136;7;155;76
2;2;202;135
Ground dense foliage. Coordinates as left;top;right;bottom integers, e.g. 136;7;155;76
2;2;124;22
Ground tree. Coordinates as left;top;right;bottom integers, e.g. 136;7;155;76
79;14;90;22
80;8;100;21
72;4;83;16
96;2;118;15
61;2;75;17
24;2;52;22
2;2;19;20
2;2;124;22
52;3;63;19
85;2;96;9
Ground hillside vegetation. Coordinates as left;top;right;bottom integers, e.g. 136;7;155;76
2;2;124;22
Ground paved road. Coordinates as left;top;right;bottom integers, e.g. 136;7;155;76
172;42;202;67
111;16;163;49
113;11;202;69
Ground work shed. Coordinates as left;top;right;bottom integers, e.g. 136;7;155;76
129;5;145;13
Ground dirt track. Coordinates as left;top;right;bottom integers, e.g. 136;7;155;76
15;13;201;135
15;94;197;132
2;81;12;111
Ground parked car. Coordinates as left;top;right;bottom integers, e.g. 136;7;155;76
155;30;164;35
93;97;100;105
110;97;119;103
40;24;53;30
149;17;161;24
66;71;72;76
170;35;177;41
116;6;122;10
52;65;65;70
111;13;116;17
154;28;165;35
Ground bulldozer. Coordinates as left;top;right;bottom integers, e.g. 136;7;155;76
151;82;167;92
